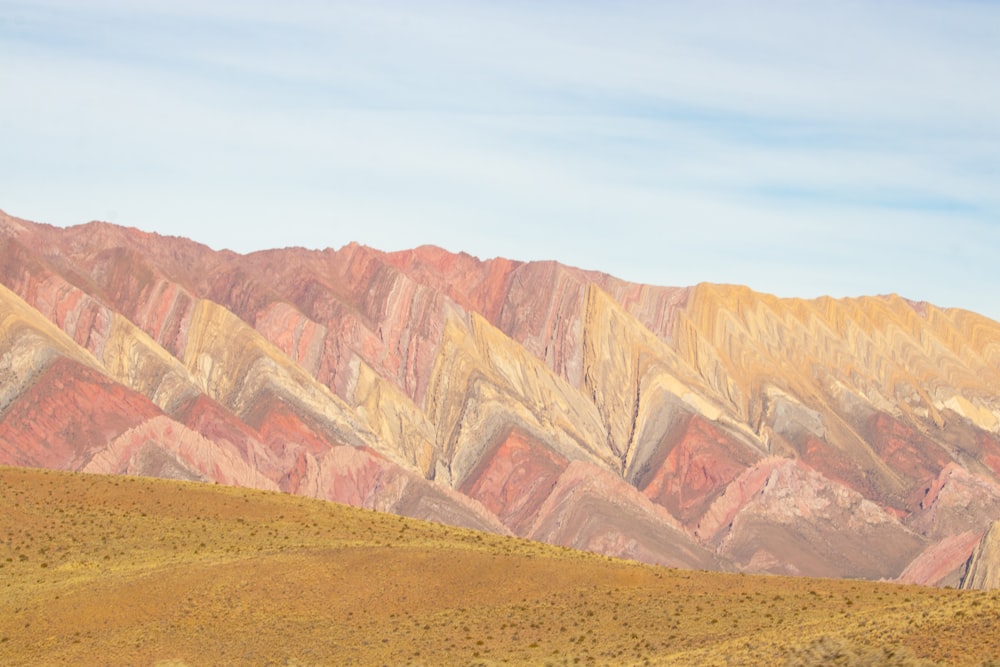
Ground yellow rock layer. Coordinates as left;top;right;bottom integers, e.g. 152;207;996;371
962;520;1000;590
182;299;379;452
343;356;438;476
424;309;614;487
0;282;105;413
676;284;1000;430
97;313;202;413
581;284;759;477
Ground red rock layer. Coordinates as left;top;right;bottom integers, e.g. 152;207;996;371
638;415;760;526
0;357;161;469
460;428;569;532
2;209;1000;584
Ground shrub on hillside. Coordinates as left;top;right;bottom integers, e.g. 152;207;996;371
784;636;934;667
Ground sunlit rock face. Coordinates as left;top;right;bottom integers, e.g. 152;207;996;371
962;520;1000;590
2;208;1000;584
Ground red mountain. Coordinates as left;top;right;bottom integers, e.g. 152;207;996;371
2;209;999;586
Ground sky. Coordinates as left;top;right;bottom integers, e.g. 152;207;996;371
2;1;999;321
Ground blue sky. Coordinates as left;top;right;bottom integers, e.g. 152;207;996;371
2;1;999;321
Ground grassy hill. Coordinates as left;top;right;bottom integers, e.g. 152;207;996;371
2;466;1000;666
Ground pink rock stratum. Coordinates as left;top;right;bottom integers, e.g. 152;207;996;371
1;208;1000;586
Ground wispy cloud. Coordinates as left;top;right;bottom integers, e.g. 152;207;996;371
1;0;998;319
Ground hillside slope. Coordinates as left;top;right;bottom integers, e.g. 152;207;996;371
1;209;999;584
3;466;1000;666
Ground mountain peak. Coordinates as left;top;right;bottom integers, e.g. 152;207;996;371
1;212;998;587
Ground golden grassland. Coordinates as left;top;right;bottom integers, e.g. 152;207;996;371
2;466;1000;666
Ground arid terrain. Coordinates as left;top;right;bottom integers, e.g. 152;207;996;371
2;209;1000;586
3;466;1000;666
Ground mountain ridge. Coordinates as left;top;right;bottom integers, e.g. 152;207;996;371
1;208;999;586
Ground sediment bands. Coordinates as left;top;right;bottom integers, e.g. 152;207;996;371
1;208;1000;585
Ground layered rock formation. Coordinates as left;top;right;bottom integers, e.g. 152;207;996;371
962;520;1000;589
1;208;999;584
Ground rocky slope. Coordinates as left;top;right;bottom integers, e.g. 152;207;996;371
962;520;1000;590
1;209;999;585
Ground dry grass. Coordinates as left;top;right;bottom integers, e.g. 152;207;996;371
2;465;1000;666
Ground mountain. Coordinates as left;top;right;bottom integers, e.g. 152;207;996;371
1;209;999;586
